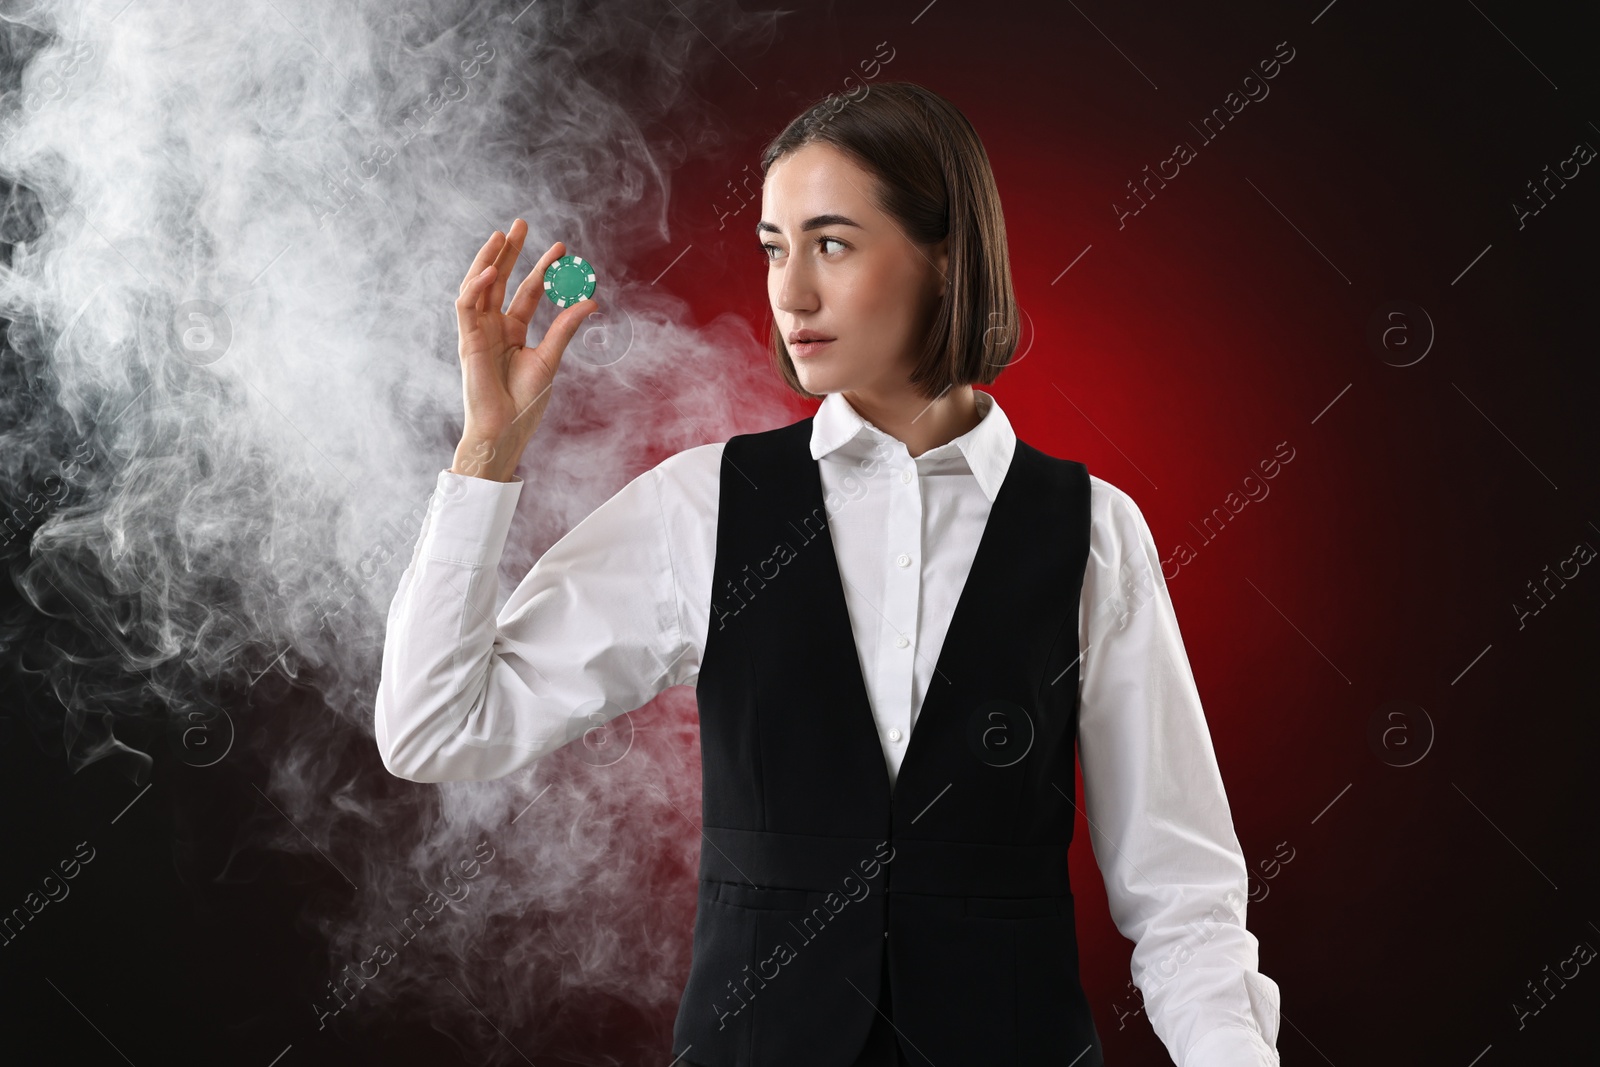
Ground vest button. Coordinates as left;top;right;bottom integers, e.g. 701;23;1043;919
896;553;911;567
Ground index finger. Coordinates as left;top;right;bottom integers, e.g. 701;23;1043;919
506;239;570;325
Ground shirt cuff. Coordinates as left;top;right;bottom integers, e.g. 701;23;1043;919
418;469;524;566
1183;1025;1280;1067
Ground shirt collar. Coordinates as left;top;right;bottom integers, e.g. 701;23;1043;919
808;388;1017;502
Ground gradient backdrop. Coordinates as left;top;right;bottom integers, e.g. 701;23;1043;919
1;0;1594;1064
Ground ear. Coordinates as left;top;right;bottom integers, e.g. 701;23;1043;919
932;236;950;298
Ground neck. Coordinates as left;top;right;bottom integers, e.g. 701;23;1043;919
840;384;982;458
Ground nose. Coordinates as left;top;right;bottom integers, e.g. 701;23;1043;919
774;252;818;318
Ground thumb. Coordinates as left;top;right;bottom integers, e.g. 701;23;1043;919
542;298;601;365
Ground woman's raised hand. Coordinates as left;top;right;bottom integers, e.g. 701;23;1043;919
451;219;599;481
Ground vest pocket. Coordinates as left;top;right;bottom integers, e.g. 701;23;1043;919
714;880;811;912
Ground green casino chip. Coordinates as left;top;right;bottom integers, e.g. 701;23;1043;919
543;254;597;308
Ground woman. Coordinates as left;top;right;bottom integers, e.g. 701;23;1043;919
376;82;1281;1067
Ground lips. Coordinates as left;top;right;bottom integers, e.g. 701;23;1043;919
790;337;834;358
788;328;835;358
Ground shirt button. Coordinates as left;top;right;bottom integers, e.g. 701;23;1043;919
888;728;903;742
895;636;909;649
896;553;911;567
900;468;913;484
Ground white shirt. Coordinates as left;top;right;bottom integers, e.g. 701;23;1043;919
375;389;1281;1066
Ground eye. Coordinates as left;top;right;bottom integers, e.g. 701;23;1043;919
758;235;848;262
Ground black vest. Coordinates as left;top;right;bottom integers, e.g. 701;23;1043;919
671;415;1102;1066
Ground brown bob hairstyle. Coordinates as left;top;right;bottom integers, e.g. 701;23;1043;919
757;81;1020;401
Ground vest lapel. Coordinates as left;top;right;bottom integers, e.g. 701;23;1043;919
797;423;1023;802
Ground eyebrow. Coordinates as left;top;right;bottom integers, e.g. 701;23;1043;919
756;213;862;236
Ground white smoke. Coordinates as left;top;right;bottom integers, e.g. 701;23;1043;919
0;0;790;1060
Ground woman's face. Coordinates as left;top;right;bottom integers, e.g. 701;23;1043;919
759;142;948;399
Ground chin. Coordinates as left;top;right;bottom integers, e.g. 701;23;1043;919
799;373;846;398
792;365;836;395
